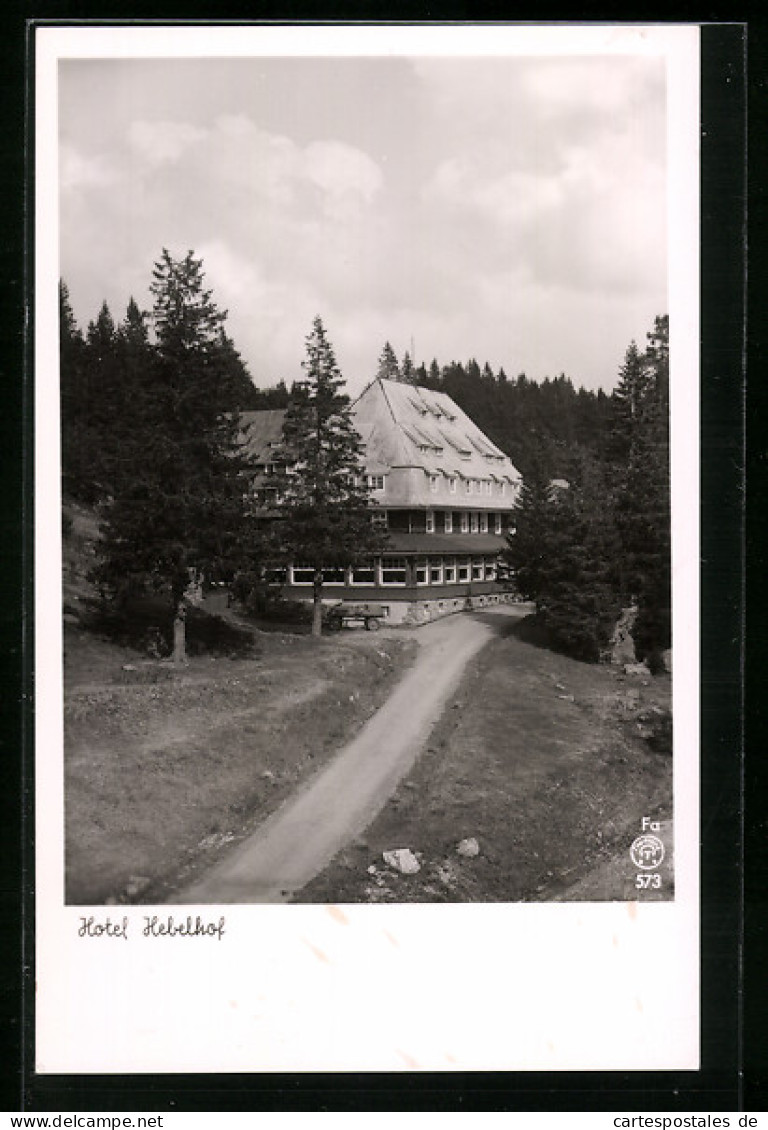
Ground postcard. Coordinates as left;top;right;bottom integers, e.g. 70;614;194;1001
35;22;700;1074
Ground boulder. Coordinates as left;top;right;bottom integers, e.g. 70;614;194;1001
456;837;480;858
383;848;421;875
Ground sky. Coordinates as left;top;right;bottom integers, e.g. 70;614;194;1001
59;51;668;396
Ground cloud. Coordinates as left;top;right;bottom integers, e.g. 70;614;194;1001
305;140;383;209
128;119;206;164
59;144;116;191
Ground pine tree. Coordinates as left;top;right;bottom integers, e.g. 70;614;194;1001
400;350;416;385
505;455;623;661
376;341;400;382
93;250;251;662
503;457;556;602
275;316;386;636
82;301;121;498
60;280;90;502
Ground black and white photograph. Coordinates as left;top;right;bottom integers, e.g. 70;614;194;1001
35;23;701;1074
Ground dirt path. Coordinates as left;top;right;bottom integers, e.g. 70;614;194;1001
173;606;525;904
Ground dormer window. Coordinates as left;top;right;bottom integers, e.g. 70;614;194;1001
448;477;457;494
367;475;385;491
429;474;440;493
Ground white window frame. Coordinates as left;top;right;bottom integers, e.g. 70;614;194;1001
429;558;443;585
460;511;469;533
381;556;407;586
458;557;471;582
470;511;479;533
323;566;348;585
291;564;315;585
415;557;429;585
448;476;457;494
495;512;503;535
444;511;453;534
429;473;440;493
367;474;386;491
371;509;388;529
465;478;473;494
444;557;457;583
426;510;435;533
351;561;376;585
485;559;497;581
479;512;488;534
471;558;484;581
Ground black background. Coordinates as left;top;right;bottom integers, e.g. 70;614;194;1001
0;12;757;1113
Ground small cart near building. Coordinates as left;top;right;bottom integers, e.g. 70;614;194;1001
326;602;386;632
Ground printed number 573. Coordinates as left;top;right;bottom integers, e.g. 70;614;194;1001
636;873;662;889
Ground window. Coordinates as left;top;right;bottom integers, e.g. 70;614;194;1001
485;559;497;581
458;557;471;582
429;474;440;493
444;557;456;583
352;561;376;585
484;480;492;495
448;477;457;494
460;511;469;533
470;511;479;533
371;509;388;529
415;557;428;584
324;566;347;584
495;512;502;535
426;510;435;533
444;512;453;534
367;475;385;491
382;557;407;585
266;567;287;584
479;512;488;533
472;558;484;581
499;481;506;495
465;479;473;494
429;559;443;584
292;564;314;585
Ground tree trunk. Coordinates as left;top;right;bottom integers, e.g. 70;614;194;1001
312;572;324;637
173;599;188;665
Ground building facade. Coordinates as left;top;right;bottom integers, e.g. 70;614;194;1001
239;378;523;625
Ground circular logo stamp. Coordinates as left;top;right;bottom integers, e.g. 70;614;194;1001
630;834;665;870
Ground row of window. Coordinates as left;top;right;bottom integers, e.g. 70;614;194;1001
372;510;506;535
273;556;500;587
427;473;510;497
367;473;513;496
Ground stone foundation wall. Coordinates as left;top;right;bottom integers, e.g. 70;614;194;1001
398;590;517;627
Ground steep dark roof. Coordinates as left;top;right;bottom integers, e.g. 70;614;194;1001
238;410;286;464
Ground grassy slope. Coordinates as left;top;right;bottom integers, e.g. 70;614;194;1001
300;620;673;903
65;627;416;904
